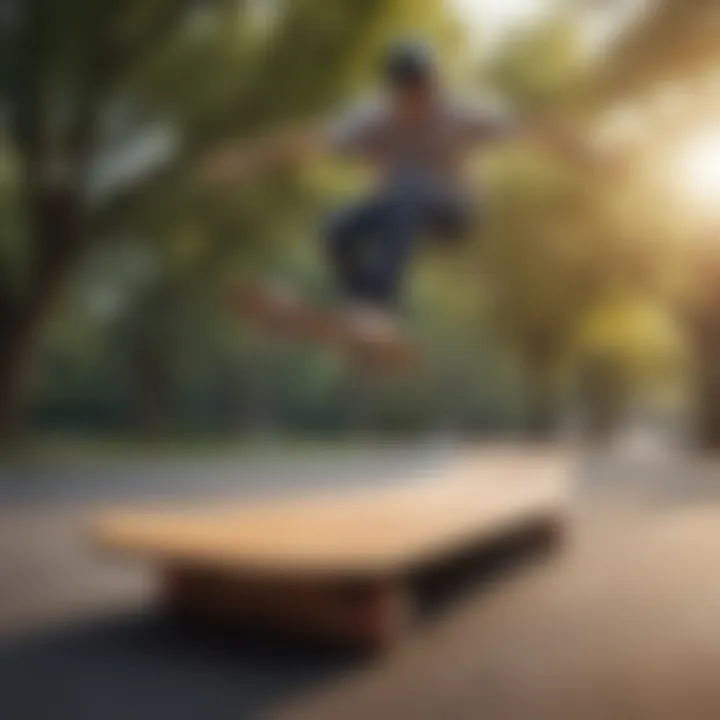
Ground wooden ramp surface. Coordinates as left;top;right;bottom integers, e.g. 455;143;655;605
91;452;570;647
92;453;568;578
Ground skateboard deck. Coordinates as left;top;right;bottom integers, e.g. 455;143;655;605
230;283;421;371
91;453;569;648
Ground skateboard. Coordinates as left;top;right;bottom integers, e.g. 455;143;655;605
229;282;421;372
91;453;569;649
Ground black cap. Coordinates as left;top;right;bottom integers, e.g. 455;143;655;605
383;40;436;89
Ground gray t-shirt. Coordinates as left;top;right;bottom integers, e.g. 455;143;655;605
328;94;516;188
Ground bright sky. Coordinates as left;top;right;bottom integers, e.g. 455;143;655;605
450;0;650;51
450;0;549;41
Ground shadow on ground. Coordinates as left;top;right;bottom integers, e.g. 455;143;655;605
0;522;558;720
0;610;361;720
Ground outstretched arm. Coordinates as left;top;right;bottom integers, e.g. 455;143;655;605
200;100;380;187
202;100;384;187
201;122;326;186
463;99;614;171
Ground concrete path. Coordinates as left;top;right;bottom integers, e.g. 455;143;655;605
2;445;720;719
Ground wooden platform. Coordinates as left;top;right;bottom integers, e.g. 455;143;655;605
91;453;570;648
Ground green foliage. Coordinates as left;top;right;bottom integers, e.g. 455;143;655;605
2;0;705;439
489;17;586;113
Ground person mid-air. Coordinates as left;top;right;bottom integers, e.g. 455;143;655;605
205;39;598;359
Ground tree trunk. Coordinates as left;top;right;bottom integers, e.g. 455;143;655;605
576;356;628;443
523;341;559;442
0;317;37;439
128;322;174;438
525;373;556;440
0;186;86;441
695;344;720;450
684;256;720;451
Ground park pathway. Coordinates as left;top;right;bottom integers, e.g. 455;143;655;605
2;443;720;719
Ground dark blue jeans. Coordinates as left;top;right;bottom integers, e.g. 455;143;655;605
324;178;472;308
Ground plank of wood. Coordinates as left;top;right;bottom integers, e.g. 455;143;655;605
91;454;569;579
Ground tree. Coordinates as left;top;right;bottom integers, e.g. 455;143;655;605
469;17;605;435
2;0;449;438
596;0;720;103
592;0;720;446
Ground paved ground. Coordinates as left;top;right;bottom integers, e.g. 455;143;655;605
2;444;720;719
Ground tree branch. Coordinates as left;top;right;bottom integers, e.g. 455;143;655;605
110;0;238;91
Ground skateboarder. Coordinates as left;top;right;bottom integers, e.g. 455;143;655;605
321;40;510;342
204;39;598;346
